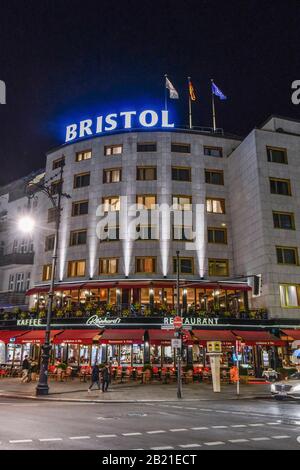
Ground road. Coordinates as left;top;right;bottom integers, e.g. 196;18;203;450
0;398;300;450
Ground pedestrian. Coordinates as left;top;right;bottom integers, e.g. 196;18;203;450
101;364;110;392
21;355;30;383
88;363;100;392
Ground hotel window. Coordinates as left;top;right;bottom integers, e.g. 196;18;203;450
173;257;194;274
99;258;119;275
270;178;291;196
68;260;86;277
72;200;89;216
103;168;122;183
47;207;58;223
171;143;191;153
205;169;224;185
172;167;191;182
137;142;157;152
50;179;63;195
206;198;225;214
15;273;24;292
103;196;120;212
208;259;229;276
52;156;65;170
208;227;227;244
267;146;288;164
102;225;120;241
173;225;193;241
25;272;31;291
8;274;14;291
280;284;300;308
136;257;156;273
273;212;295;230
45;234;55;252
136;167;157;181
172;195;192;210
104;145;123;156
74;172;90;188
42;264;52;281
204;146;223;158
136;225;158;240
70;229;87;246
76;150;92;162
136;195;157;209
276;246;298;265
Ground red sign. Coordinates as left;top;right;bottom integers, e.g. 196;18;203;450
173;316;183;329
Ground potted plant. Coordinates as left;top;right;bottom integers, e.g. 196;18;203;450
38;310;46;319
122;309;129;317
75;309;83;318
143;364;153;381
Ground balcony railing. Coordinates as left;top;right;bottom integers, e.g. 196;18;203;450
0;252;34;266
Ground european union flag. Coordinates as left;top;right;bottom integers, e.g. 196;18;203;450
212;82;227;100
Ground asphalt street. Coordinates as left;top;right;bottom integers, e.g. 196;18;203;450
0;398;300;450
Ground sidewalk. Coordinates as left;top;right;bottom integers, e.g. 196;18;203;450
0;378;271;402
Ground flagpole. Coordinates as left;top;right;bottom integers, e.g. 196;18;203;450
188;77;192;129
211;78;216;132
164;74;168;111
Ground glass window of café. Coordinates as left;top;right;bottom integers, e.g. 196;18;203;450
6;344;22;364
162;344;174;366
150;344;161;366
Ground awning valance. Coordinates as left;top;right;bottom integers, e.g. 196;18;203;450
192;330;236;345
281;329;300;341
0;330;28;344
19;330;62;344
148;329;192;345
52;329;102;345
100;329;145;344
232;330;284;346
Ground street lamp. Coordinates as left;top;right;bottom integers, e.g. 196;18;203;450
18;215;35;234
176;250;182;399
23;160;70;396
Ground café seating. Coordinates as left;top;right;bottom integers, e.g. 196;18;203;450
79;366;91;382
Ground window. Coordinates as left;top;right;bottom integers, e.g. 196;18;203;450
25;272;31;291
136;167;157;181
70;230;87;246
72;200;89;216
45;235;55;252
103;196;120;212
276;246;298;265
42;264;52;281
136;195;157;209
99;258;119;274
52;156;65;170
136;257;156;273
206;198;225;214
104;145;123;156
101;225;120;241
205;169;224;185
8;274;14;291
267;146;287;164
12;240;18;253
208;227;227;244
48;207;58;223
171;143;191;153
208;259;229;276
50;179;63;195
270;178;291;196
136;225;158;240
15;273;24;292
76;150;92;162
280;284;300;307
173;257;194;274
172;225;193;241
74;172;90;188
68;260;86;277
273;212;295;230
137;142;157;152
103;168;121;183
172;195;192;210
204;146;223;158
172;167;191;182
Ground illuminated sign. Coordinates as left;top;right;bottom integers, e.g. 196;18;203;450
65;109;174;142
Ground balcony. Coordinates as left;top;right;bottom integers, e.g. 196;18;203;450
0;252;34;266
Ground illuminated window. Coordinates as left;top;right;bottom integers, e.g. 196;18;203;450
137;142;157;152
206;198;225;214
172;167;191;182
103;168;122;183
270;178;291;196
208;227;227;244
208;259;229;277
52;156;65;170
280;284;300;307
136;195;157;209
136;225;159;240
72;200;88;216
273;212;295;230
204;146;223;158
68;260;86;277
267;147;287;164
173;257;194;274
70;230;87;246
172;195;192;210
276;246;298;265
136;257;156;273
103;196;120;212
99;258;119;274
171;143;191;153
74;172;90;188
104;145;122;156
101;225;120;241
205;169;224;185
136;167;157;181
76;150;92;162
45;234;55;252
42;264;52;281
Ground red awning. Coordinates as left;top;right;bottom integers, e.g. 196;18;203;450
19;330;62;344
192;330;236;345
52;329;102;345
148;329;192;345
100;329;145;344
281;329;300;340
0;330;28;344
232;330;284;346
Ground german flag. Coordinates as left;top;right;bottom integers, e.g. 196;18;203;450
188;77;196;101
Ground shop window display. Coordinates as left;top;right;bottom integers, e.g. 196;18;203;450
79;345;90;365
150;345;161;365
6;344;22;364
107;344;119;366
120;345;131;366
162;345;173;365
132;344;144;365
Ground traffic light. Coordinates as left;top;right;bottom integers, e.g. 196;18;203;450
253;274;262;297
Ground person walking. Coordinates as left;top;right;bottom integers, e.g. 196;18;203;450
88;364;100;392
21;355;30;383
101;364;110;392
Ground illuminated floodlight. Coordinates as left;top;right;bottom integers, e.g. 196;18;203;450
18;215;35;233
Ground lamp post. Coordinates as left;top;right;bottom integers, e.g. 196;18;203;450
176;250;182;399
22;160;70;396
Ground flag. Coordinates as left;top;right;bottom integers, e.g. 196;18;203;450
188;78;196;101
212;82;227;100
165;76;179;99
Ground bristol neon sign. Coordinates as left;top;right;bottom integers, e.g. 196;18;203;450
65;109;174;142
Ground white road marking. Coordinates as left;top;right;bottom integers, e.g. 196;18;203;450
212;425;228;429
249;424;264;427
185;407;197;410
9;439;33;443
272;435;290;439
267;422;281;425
96;434;117;438
216;410;230;414
251;437;270;441
39;438;63;442
147;430;166;434
122;432;142;436
151;446;174;450
171;406;183;409
169;428;188;432
231;425;247;428
204;441;225;446
199;408;213;412
69;436;90;440
179;444;202;448
229;439;249;443
191;427;208;430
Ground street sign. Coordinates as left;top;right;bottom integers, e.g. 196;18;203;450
171;338;182;349
207;341;222;353
173;316;183;329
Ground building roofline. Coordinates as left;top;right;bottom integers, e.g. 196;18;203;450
258;114;300;129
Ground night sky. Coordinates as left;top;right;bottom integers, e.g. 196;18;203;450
0;0;300;185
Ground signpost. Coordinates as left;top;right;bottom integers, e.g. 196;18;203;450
235;339;242;396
